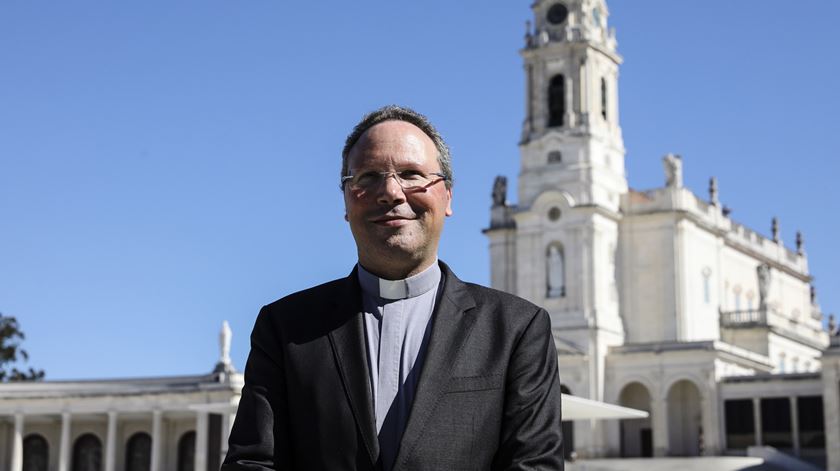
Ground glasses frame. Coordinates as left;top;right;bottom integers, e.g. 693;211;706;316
340;170;448;193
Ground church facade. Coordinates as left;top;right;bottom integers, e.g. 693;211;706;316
484;0;840;469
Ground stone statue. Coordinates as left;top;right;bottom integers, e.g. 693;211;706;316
756;264;771;310
663;154;683;188
829;314;837;335
547;245;565;298
709;177;719;206
771;217;779;243
796;231;804;255
219;320;232;366
811;285;816;305
492;176;507;207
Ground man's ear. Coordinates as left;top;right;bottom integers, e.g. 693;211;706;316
445;188;453;217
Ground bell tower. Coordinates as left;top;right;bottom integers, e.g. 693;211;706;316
486;0;627;456
520;0;626;211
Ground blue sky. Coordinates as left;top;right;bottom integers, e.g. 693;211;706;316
1;1;838;380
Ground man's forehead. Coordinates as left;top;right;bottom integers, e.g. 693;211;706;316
354;121;433;150
349;120;437;164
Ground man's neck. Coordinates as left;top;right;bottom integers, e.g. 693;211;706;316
357;257;438;281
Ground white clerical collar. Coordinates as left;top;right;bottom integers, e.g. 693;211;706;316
357;261;441;300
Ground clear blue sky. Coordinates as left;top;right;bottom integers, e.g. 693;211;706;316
2;1;838;380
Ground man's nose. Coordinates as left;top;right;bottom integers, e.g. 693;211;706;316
376;174;407;206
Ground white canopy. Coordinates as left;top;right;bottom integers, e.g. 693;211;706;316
562;394;649;421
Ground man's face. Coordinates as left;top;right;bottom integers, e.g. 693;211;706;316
343;120;452;278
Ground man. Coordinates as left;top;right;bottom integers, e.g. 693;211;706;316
223;105;563;470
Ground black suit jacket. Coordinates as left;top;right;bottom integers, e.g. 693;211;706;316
223;262;563;470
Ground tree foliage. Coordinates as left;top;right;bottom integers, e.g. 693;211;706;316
0;313;45;382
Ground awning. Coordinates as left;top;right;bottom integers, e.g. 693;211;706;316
562;394;649;421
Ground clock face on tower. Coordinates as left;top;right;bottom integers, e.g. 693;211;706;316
547;3;569;25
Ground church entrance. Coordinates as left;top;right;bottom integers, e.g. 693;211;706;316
618;382;653;457
666;380;702;456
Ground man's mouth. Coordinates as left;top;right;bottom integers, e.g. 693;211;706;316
370;214;415;226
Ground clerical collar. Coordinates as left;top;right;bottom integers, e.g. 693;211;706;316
357;262;441;300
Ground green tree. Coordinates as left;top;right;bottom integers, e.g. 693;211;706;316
0;313;45;381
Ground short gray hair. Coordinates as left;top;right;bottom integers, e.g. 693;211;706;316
341;105;453;189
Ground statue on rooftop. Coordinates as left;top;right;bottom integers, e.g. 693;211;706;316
709;176;719;206
492;176;508;207
772;217;780;243
663;154;683;188
796;231;804;255
220;320;232;366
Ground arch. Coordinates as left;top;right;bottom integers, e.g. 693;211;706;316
560;384;575;460
548;74;566;127
532;189;576;210
23;434;49;471
618;382;653;457
72;434;102;471
666;379;702;456
178;431;197;471
546;242;565;298
125;432;152;471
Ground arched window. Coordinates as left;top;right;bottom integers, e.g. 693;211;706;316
548;75;566;127
546;243;566;298
178;431;196;471
125;432;152;471
23;434;49;471
72;434;102;471
600;77;608;121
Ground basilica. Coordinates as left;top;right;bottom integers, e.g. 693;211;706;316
484;0;839;469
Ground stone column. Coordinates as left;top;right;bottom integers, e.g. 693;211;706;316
150;410;163;471
822;354;840;471
105;411;118;471
700;396;720;456
220;411;234;462
752;398;763;446
194;411;209;471
789;396;800;456
10;412;24;471
651;397;669;457
58;412;72;471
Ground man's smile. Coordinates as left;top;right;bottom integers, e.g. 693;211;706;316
370;214;416;227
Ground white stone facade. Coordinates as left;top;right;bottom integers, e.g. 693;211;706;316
0;326;241;471
487;0;838;468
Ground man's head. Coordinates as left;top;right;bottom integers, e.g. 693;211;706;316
341;105;454;280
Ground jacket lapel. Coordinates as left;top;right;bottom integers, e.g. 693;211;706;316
392;263;477;470
327;270;380;467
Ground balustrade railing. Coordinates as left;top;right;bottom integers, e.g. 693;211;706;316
719;308;767;327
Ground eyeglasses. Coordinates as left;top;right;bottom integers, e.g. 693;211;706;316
341;170;448;193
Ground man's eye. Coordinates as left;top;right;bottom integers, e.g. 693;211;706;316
355;173;381;186
398;170;424;181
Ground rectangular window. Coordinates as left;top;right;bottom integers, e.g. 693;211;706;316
703;276;710;304
761;398;793;449
724;399;755;450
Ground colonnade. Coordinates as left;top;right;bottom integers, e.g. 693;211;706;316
4;404;235;471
